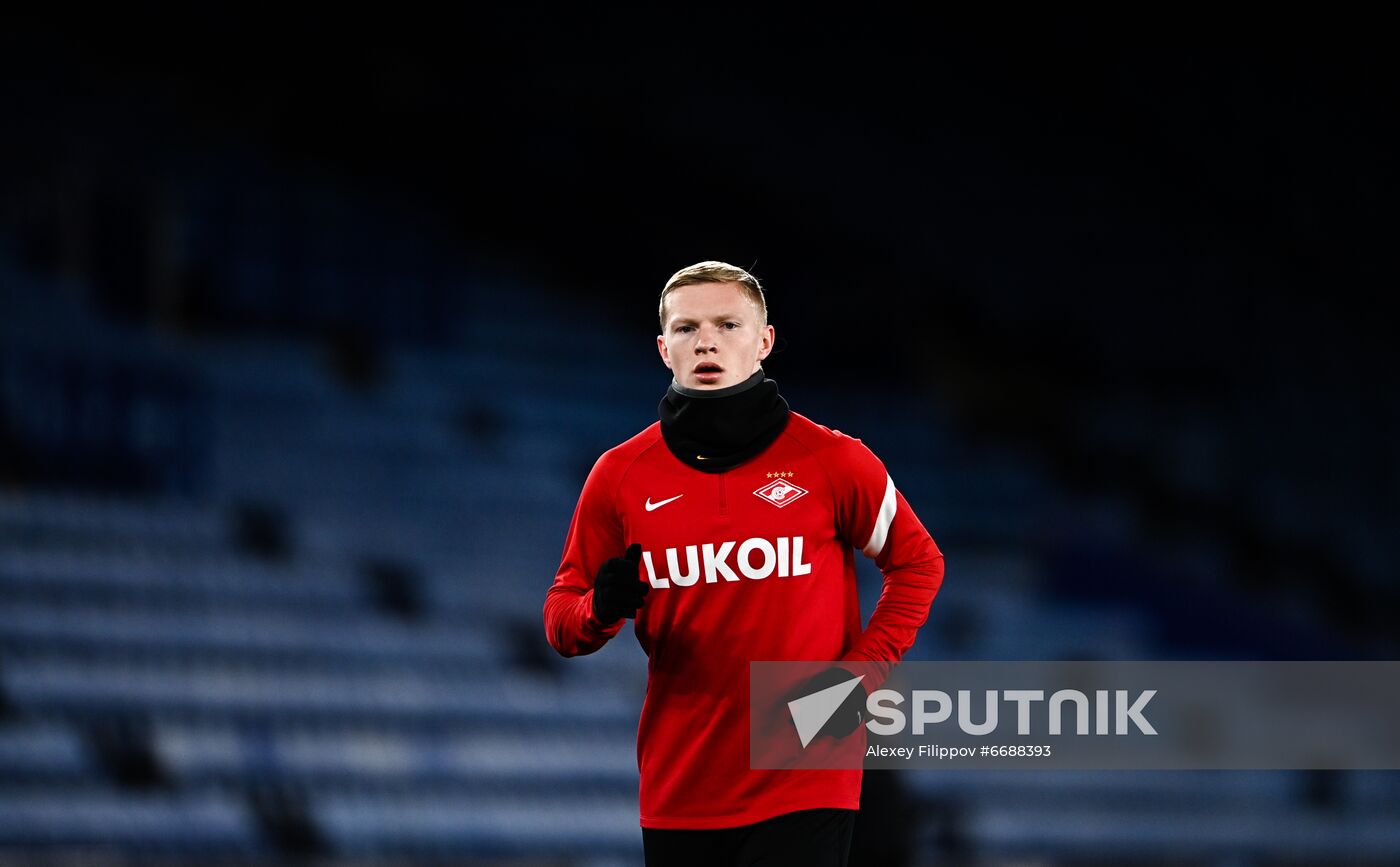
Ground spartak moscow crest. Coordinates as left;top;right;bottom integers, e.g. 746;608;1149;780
753;475;809;508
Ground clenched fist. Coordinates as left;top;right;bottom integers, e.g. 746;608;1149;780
592;543;651;623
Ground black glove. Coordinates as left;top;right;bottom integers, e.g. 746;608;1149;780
591;543;650;623
796;666;867;739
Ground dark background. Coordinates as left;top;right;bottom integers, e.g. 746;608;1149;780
8;11;1395;641
1;9;1397;865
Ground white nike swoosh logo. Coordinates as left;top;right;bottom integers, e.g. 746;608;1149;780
645;494;684;512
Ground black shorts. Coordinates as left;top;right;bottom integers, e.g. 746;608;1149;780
642;807;856;867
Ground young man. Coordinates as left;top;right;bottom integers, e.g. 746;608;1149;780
543;261;945;866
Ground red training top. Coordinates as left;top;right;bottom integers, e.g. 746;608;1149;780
543;411;944;829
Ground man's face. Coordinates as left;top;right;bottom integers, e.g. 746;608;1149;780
657;281;775;390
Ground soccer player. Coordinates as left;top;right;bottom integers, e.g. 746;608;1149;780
543;261;945;866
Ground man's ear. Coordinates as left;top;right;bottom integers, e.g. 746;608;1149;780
657;334;673;369
757;324;775;362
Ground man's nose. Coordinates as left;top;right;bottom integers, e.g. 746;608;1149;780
694;325;719;351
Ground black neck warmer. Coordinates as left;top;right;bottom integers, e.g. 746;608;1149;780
658;370;790;473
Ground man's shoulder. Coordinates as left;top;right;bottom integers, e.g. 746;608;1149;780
782;412;885;480
784;411;868;453
596;422;665;469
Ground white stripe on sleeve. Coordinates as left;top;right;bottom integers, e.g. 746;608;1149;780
862;473;898;558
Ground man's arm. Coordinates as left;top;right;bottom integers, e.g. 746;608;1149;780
833;438;945;686
543;455;629;657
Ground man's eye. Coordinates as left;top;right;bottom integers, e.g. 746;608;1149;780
723;322;739;330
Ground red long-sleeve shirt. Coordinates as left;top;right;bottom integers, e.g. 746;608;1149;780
543;411;944;829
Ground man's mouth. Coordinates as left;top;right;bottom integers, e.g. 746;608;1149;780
694;362;724;383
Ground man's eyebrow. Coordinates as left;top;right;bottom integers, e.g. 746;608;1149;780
669;313;746;326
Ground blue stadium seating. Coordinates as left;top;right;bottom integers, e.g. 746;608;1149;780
3;183;1397;865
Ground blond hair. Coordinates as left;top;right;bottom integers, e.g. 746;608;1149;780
658;261;767;329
